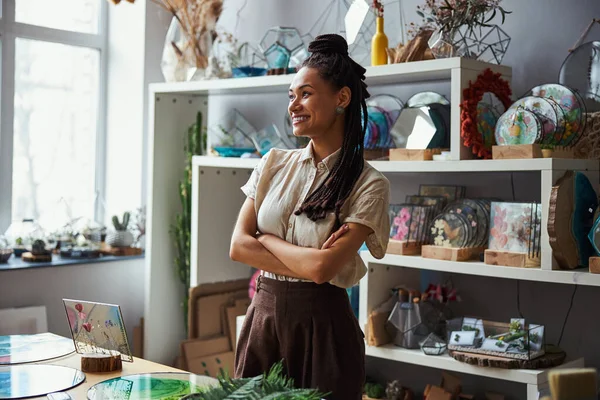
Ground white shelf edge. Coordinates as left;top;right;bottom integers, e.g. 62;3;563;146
362;252;600;287
365;344;583;385
192;156;600;173
150;58;511;95
193;156;260;169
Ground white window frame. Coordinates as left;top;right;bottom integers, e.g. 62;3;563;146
0;0;108;232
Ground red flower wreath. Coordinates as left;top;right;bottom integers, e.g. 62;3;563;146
460;68;512;159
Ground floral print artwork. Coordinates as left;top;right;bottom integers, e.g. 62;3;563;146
63;299;132;362
430;213;470;248
389;205;432;244
488;202;541;253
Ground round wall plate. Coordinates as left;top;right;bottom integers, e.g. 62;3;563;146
495;108;543;145
430;212;470;248
527;83;586;146
509;96;565;145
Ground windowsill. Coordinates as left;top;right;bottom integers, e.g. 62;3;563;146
0;252;145;272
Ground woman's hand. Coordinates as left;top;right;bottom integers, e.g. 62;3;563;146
256;223;372;284
321;224;349;249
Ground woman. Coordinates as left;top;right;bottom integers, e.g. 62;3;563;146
229;34;390;399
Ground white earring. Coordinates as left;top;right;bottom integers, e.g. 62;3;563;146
335;106;345;115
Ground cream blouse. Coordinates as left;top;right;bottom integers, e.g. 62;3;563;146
241;143;390;288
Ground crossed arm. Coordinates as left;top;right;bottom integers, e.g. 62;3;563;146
229;197;373;284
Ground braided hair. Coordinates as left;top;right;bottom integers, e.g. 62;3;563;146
295;34;370;225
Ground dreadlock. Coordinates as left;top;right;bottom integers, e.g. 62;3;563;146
294;34;370;225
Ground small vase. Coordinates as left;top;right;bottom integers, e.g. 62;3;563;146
371;17;388;66
428;29;457;59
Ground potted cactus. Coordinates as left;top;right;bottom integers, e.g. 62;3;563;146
106;212;134;247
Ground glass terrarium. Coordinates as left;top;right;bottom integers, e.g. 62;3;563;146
4;219;45;256
259;27;308;71
209;109;257;157
231;42;268;78
419;332;447;356
250;124;289;156
446;317;545;361
0;235;13;263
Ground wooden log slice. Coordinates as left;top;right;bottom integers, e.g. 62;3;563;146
21;252;52;262
548;171;598;269
449;349;566;369
81;353;122;373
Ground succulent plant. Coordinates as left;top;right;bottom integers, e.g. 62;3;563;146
31;239;48;256
112;212;130;232
364;382;385;398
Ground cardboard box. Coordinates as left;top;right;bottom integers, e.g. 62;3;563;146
187;351;235;378
181;335;231;371
425;385;452;400
225;299;250;351
187;279;249;340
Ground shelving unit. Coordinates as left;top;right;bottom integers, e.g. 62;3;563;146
366;346;583;397
145;57;598;396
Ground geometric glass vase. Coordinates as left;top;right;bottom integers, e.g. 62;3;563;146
453;24;511;64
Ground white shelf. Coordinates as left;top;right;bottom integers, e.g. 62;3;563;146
193;155;600;173
362;252;600;287
366;345;583;385
150;58;511;96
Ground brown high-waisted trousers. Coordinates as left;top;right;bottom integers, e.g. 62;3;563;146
234;275;365;399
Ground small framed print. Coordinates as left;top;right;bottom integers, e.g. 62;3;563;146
481;338;509;353
449;331;476;346
510;318;525;332
63;299;133;362
462;317;485;339
528;325;544;352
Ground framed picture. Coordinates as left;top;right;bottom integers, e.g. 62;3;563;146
419;185;464;201
389;204;433;243
488;202;542;254
449;331;476;346
462;317;485;339
63;299;133;362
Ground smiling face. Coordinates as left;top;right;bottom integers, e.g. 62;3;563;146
288;67;350;139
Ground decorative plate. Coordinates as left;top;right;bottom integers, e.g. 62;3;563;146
445;199;490;248
0;365;85;399
430;212;471;248
0;333;75;365
444;203;478;247
87;372;216;399
494;108;543;145
406;91;450;107
528;83;585;146
509;96;565;145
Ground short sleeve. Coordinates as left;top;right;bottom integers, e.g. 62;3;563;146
241;151;271;199
342;177;390;259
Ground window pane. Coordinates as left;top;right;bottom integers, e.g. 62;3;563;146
12;38;99;231
16;0;99;34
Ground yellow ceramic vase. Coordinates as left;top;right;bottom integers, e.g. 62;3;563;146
371;17;388;66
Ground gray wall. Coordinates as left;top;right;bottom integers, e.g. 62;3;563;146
140;0;600;397
0;259;145;345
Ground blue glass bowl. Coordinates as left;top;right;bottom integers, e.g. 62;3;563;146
213;147;257;157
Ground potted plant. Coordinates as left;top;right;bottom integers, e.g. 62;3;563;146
181;361;326;399
364;382;385;399
106;212;133;247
